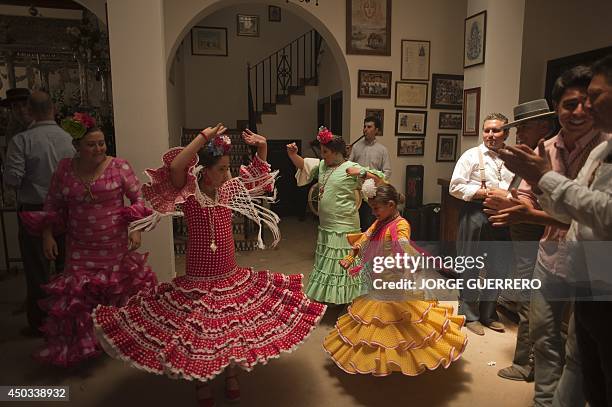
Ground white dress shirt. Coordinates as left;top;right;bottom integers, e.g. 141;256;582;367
449;143;515;201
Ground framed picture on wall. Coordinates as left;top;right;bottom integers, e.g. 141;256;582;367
463;87;481;136
268;6;281;22
395;81;428;108
365;108;384;136
464;10;487;68
346;0;391;56
431;74;464;110
401;39;430;81
438;112;462;130
395;109;427;137
397;138;425;156
237;14;259;37
358;70;392;98
191;26;228;56
436;134;458;162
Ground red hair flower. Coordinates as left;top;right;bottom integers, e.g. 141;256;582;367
73;112;96;129
317;126;334;144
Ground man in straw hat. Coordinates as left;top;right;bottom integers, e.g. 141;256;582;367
483;99;555;383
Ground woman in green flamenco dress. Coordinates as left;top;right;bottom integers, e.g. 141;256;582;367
286;127;384;304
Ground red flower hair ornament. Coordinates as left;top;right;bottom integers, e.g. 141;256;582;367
317;126;334;144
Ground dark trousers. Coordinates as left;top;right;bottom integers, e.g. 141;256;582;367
17;204;65;330
575;301;612;407
456;201;512;323
359;202;375;232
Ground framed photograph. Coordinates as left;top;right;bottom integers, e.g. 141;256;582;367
431;73;464;110
365;108;384;136
436;134;458;162
268;6;281;22
463;87;481;136
464;10;487;68
358;70;392;98
395;81;428;108
397;138;425;156
395;109;427;137
346;0;391;56
401;40;430;81
438;112;462;130
237;14;259;37
191;26;228;56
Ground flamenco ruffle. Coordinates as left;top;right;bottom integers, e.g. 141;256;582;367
92;267;327;381
34;251;157;368
306;228;367;304
323;297;468;376
142;147;198;214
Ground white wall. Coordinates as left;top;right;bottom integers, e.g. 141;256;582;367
107;0;175;282
463;0;525;151
318;41;342;101
167;40;187;147
519;0;612;103
165;0;468;204
183;4;312;129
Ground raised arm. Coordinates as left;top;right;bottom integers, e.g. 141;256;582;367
286;142;304;170
169;123;226;189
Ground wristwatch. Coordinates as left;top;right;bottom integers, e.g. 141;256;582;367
358;168;367;179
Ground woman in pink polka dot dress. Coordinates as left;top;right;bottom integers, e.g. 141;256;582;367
19;113;157;367
93;124;326;406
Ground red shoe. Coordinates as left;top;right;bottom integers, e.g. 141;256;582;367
196;383;214;407
225;375;240;403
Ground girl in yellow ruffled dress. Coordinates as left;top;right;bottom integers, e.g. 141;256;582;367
324;183;468;376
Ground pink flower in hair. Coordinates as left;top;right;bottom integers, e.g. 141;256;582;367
73;112;96;129
317;126;334;144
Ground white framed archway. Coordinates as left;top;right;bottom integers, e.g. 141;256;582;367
163;0;352;140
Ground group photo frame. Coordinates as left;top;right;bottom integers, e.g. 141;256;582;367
346;0;392;56
397;138;425;156
395;109;427;137
358;69;392;98
436;134;458;162
438;112;462;130
191;26;228;56
401;39;430;81
431;74;464;110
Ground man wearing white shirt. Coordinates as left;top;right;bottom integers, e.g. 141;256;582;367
349;115;391;231
449;112;514;335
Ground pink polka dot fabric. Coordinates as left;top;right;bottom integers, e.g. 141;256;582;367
93;149;327;382
19;157;157;368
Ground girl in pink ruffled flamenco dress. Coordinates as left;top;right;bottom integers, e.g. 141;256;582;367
19;112;158;367
93;124;326;407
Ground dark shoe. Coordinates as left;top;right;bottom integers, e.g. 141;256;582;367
497;365;534;382
196;383;214;407
482;320;505;332
225;375;240;403
466;321;485;336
